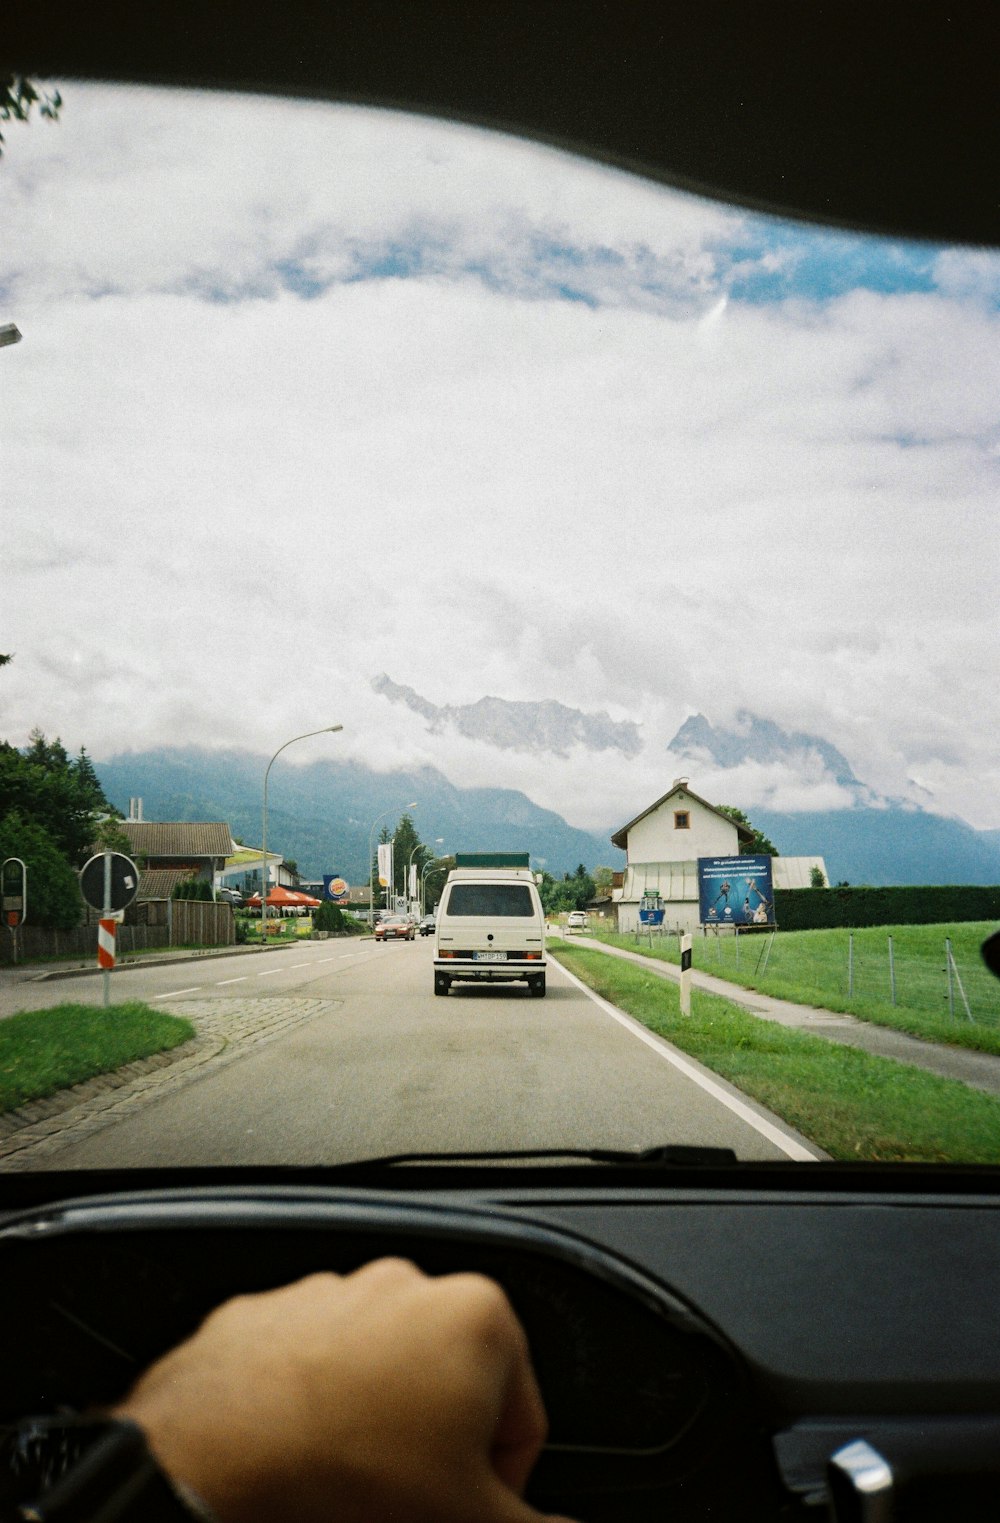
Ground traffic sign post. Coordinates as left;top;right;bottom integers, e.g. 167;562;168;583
79;852;139;1006
1;857;27;964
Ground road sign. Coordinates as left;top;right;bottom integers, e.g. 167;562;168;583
97;918;117;969
79;852;140;913
1;857;27;928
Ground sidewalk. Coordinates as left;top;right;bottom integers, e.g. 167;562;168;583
1;934;366;986
569;936;1000;1100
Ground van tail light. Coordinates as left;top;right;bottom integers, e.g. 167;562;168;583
524;952;541;960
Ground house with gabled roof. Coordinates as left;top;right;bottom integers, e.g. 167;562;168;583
610;778;825;933
118;817;235;899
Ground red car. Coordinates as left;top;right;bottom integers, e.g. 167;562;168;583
375;915;415;942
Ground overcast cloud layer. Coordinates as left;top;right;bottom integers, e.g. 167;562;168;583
2;84;998;833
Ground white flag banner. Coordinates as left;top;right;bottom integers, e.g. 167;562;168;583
377;842;394;889
409;864;418;898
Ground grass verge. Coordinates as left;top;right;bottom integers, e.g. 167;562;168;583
0;1003;196;1115
590;923;1000;1056
549;940;1000;1163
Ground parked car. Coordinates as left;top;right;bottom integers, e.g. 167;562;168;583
217;887;243;907
418;915;435;936
566;911;588;930
375;914;415;942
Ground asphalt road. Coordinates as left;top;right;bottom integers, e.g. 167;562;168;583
3;938;821;1166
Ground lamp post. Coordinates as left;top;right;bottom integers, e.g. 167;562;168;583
421;860;448;917
261;726;343;942
367;803;417;926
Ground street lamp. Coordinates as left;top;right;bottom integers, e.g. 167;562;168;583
367;803;417;926
261;726;343;942
420;859;449;917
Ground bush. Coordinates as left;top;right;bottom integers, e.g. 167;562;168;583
171;878;213;901
313;900;347;934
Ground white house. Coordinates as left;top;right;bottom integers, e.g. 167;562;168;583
610;778;827;933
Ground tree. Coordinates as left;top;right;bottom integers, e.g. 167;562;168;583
0;76;62;156
717;806;779;857
809;866;827;888
0;732;120;866
0;810;82;929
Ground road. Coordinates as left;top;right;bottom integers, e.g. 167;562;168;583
1;938;822;1166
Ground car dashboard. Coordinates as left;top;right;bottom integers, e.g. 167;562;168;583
1;1165;999;1522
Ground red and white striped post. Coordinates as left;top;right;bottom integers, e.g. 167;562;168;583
98;918;117;970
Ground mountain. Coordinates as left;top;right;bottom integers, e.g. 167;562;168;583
669;712;1000;886
670;711;862;791
94;748;622;883
372;674;642;757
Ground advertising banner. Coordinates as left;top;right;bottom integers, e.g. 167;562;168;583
698;855;775;928
377;842;394;890
323;875;350;904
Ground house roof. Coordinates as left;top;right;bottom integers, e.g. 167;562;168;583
137;868;190;901
610;784;754;851
120;821;235;859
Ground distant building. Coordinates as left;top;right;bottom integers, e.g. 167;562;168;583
610;779;826;933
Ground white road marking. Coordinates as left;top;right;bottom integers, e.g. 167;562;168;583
216;977;248;986
258;969;284;977
553;959;820;1162
153;987;203;999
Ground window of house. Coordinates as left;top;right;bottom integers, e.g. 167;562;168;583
674;811;690;830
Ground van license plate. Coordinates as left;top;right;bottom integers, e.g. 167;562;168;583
474;951;507;961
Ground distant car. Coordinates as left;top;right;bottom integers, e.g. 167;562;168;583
566;910;588;929
217;888;243;907
375;914;415;942
418;915;435;936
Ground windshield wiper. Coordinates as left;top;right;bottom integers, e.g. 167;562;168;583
322;1145;738;1173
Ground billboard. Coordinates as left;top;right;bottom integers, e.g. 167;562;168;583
323;875;350;904
698;855;775;928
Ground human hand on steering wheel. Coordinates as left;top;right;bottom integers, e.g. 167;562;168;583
114;1258;575;1523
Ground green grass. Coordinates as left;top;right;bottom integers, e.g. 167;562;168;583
549;940;1000;1163
592;922;1000;1055
0;1003;196;1115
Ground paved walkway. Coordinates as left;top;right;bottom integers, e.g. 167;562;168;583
0;997;340;1170
570;936;1000;1099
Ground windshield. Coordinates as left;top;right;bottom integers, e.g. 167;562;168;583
1;83;998;1171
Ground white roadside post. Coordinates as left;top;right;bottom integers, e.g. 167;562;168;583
680;932;693;1017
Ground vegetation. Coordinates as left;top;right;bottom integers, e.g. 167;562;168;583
311;901;365;935
537;864;595;915
592;923;1000;1054
717;805;779;857
549;941;1000;1164
0;1002;194;1115
0;729;129;929
171;878;214;900
0;76;62;157
774;883;1000;930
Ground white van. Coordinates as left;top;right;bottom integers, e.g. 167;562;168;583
434;867;547;997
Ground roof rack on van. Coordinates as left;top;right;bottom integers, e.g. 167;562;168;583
453;853;530;869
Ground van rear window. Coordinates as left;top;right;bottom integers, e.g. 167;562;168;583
445;884;535;917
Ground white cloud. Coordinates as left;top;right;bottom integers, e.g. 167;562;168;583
2;82;998;835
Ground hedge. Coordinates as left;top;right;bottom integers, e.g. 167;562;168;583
774;884;1000;931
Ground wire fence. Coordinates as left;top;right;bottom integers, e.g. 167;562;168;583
625;925;1000;1028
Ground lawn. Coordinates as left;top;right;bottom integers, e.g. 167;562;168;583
0;1003;196;1115
591;922;1000;1055
549;940;1000;1163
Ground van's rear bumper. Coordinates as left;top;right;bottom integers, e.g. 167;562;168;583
434;955;546;983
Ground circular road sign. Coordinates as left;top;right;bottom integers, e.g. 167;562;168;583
79;852;141;913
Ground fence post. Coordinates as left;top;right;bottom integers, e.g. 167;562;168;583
888;934;896;1006
735;927;740;969
946;937;954;1019
948;942;973;1021
848;933;854;998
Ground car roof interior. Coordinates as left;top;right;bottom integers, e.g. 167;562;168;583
6;0;998;248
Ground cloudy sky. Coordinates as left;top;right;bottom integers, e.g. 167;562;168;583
3;83;998;833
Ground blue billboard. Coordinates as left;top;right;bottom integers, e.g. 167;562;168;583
698;855;775;928
323;874;350;904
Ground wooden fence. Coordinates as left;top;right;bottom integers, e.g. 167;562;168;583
0;899;235;966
